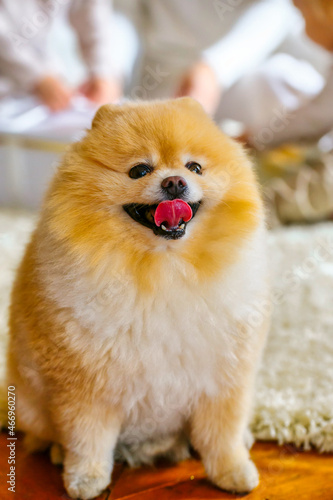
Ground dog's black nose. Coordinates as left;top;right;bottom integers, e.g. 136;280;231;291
161;176;188;198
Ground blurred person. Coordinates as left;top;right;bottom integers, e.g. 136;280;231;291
217;0;333;147
229;0;333;227
118;0;296;116
0;0;123;111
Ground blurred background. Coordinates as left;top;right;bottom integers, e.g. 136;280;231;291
0;0;333;225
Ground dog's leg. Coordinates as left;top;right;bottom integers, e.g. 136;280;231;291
54;401;122;500
244;427;255;450
189;377;259;494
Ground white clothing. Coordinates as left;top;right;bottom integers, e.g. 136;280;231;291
117;0;297;98
0;0;122;95
119;0;333;145
217;30;333;146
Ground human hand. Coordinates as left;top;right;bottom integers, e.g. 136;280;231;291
78;77;122;105
175;61;221;116
34;75;72;112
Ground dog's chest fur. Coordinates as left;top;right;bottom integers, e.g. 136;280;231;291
44;229;267;439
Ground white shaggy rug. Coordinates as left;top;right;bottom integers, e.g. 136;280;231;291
251;223;333;452
0;212;332;451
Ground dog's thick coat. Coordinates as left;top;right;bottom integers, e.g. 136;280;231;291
8;99;269;499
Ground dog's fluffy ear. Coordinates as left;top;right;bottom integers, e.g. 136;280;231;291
92;104;120;128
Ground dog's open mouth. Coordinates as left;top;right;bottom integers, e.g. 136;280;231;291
123;199;201;239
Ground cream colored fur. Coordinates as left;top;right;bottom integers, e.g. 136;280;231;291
8;99;269;499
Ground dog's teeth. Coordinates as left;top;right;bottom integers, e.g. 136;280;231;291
161;224;167;231
180;223;185;229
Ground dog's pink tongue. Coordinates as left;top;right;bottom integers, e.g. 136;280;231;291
154;199;192;229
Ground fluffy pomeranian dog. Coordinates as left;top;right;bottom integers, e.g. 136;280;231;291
8;98;269;499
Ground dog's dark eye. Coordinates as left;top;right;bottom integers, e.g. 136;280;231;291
129;164;152;179
186;161;202;175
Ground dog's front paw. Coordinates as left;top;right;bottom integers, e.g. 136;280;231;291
63;466;111;499
212;458;259;494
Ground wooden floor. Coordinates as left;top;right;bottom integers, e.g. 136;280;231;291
0;432;332;499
